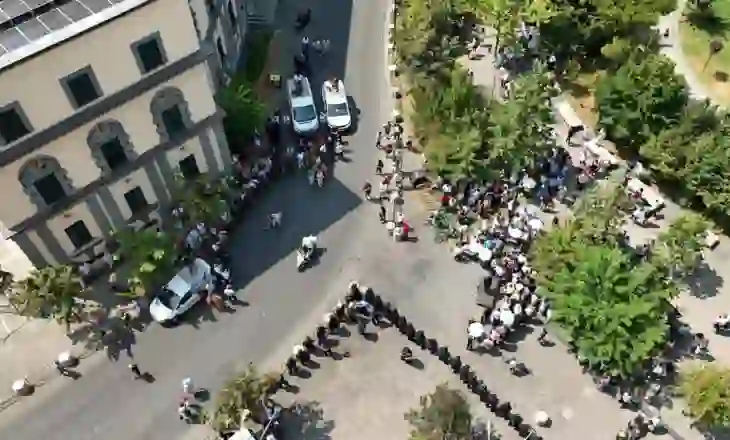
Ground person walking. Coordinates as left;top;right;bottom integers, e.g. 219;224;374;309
129;363;143;379
379;205;387;223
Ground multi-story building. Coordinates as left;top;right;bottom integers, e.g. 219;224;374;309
0;0;252;277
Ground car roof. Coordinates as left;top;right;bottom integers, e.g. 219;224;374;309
166;258;210;296
323;80;347;103
288;76;315;107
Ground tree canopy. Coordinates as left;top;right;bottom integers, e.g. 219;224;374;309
208;364;279;432
530;173;701;378
680;364;730;430
405;384;473;440
595;51;689;151
217;75;266;156
112;227;179;298
10;265;86;330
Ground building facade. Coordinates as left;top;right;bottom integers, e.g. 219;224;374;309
0;0;237;273
189;0;249;86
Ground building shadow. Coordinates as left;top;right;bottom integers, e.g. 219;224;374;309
229;176;361;289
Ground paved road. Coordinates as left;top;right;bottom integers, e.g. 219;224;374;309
0;0;392;439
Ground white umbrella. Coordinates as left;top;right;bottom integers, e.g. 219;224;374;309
500;310;515;328
508;227;524;240
468;322;485;338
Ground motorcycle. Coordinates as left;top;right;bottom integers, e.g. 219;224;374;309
297;236;318;271
335;142;344;160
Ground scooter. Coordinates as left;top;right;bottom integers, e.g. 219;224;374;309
297;247;315;271
335;142;344;160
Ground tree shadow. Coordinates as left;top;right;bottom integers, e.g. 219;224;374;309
281;401;335;440
685;9;730;37
684;262;724;299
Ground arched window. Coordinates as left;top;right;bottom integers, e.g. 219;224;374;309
150;87;193;142
18;155;75;208
87;119;137;174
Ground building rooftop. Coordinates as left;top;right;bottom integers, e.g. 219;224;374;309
0;0;150;71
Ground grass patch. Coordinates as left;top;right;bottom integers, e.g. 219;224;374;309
680;0;730;106
244;30;274;83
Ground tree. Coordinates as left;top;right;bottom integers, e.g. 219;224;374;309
488;65;558;173
596;51;689;151
112;228;179;298
680;364;730;430
652;214;711;278
171;174;231;227
217;76;266;155
209;364;275;432
541;0;674;60
405;384;473;440
538;238;675;377
10;265;86;330
459;0;556;55
532;170;678;378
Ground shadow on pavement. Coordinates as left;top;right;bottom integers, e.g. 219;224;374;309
229;175;361;289
281;400;335;440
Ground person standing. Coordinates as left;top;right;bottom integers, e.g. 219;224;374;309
129;363;143;379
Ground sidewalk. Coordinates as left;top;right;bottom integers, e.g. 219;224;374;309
658;0;718;104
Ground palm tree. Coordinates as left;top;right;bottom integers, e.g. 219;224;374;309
10;265;85;331
216;76;266;154
112;228;178;298
209;364;274;432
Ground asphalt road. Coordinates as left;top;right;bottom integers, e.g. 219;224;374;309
0;0;392;439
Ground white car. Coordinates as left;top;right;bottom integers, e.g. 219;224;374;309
287;75;319;135
149;258;213;324
321;78;351;131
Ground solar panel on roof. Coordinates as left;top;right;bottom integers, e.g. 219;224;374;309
0;27;28;50
0;0;30;19
37;8;71;31
58;0;91;21
79;0;111;13
17;18;49;40
22;0;51;8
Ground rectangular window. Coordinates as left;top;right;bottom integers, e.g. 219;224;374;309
227;1;237;32
100;138;129;172
65;220;93;249
0;104;31;144
134;36;166;74
162;106;186;138
34;174;66;205
62;68;101;108
179;155;201;180
124;187;149;214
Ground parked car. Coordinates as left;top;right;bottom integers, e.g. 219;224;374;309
287;74;319;135
149;258;213;324
321;78;351;131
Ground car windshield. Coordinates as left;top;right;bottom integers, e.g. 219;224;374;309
293;105;317;123
156;287;178;309
327;103;349;117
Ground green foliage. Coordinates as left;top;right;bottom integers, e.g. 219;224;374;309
10;265;85;330
541;0;674;59
396;0;558;182
596;52;689;151
652;213;711;278
217;76;266;154
113;228;178;298
405;384;473;440
209;364;274;432
171;174;231;226
680;364;730;430
488;65;559;173
531;172;681;378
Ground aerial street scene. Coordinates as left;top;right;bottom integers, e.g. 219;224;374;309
2;0;730;438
